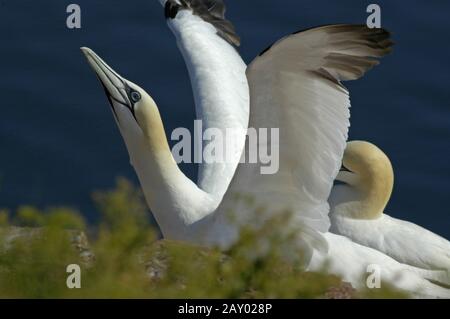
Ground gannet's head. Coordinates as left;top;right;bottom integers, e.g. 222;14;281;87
335;141;394;218
338;141;393;185
160;0;241;47
81;47;169;157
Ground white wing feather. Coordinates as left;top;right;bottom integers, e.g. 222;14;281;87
217;25;393;251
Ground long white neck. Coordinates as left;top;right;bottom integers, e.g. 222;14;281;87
168;10;249;199
120;107;216;242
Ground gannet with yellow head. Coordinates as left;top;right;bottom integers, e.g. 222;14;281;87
330;141;450;275
82;0;250;240
81;2;450;296
82;48;450;297
81;47;218;242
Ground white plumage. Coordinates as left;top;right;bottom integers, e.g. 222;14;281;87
332;213;450;273
81;1;450;297
309;232;450;298
167;8;249;200
330;141;450;277
212;25;392;253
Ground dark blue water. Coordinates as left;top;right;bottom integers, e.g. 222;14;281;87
0;1;449;239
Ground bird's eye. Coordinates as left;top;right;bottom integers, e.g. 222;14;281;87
130;91;141;103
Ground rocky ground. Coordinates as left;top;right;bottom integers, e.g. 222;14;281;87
0;226;357;299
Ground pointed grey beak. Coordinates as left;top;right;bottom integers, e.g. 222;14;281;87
81;47;132;112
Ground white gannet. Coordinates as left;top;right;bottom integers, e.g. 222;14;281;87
86;0;249;242
81;18;450;295
329;141;450;276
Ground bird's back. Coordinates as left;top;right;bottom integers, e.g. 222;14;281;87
331;210;450;272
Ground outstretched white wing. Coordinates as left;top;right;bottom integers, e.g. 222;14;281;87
217;25;393;251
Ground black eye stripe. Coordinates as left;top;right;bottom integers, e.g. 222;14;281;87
110;94;137;121
97;75;120;123
100;82;138;122
340;164;353;173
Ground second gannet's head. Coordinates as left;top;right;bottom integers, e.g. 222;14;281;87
158;0;241;47
335;141;394;219
81;47;171;162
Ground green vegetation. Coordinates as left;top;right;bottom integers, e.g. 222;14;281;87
0;178;407;298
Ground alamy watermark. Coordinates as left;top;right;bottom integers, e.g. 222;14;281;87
366;264;382;289
367;4;382;29
67;4;381;30
171;121;280;175
66;4;81;29
66;264;81;289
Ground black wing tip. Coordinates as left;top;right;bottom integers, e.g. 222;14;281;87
259;43;275;56
295;24;394;56
297;25;394;85
260;24;393;58
292;23;392;35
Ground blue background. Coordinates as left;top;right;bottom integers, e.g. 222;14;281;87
0;1;449;239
